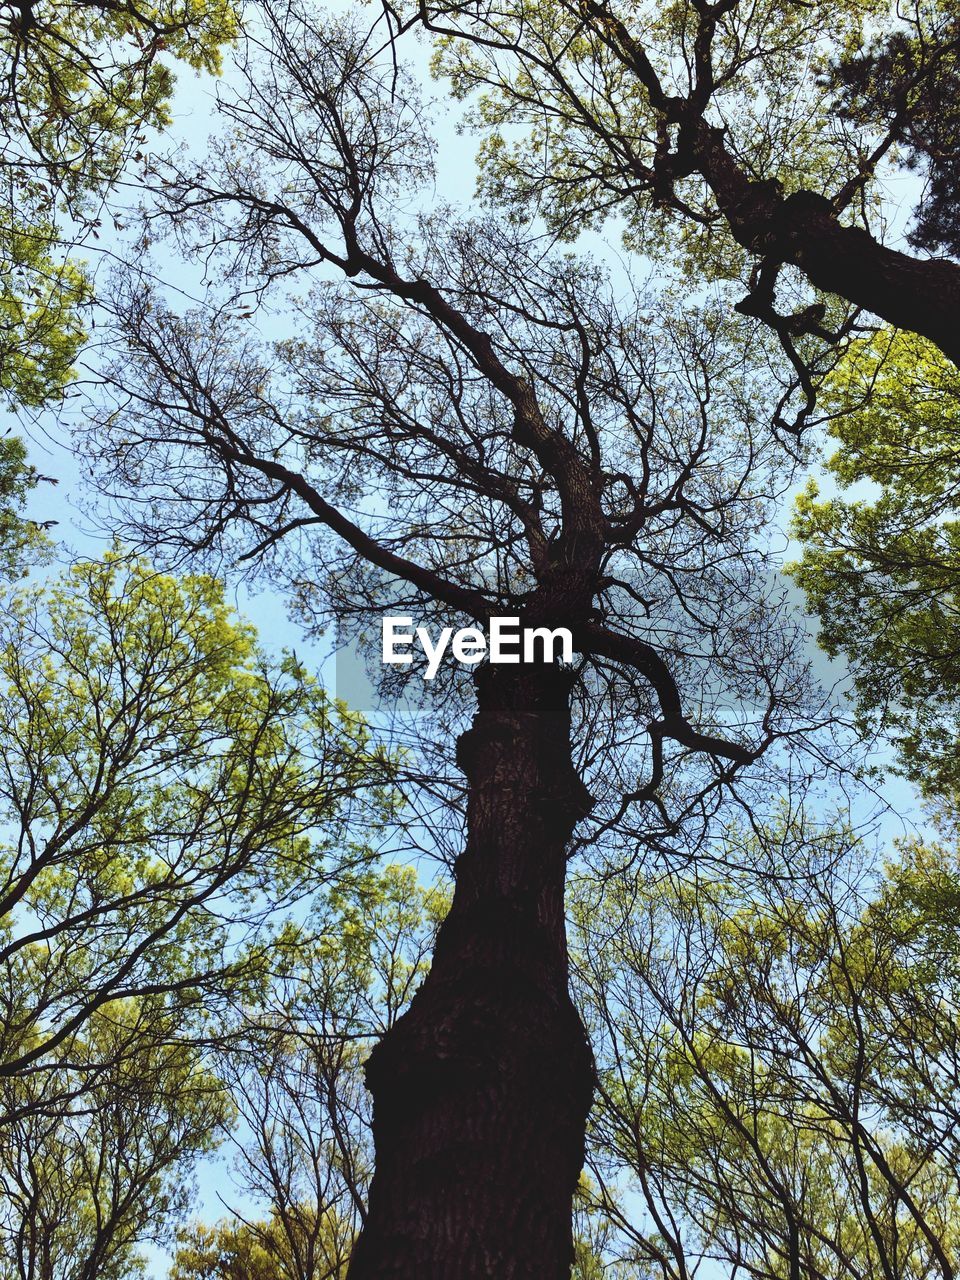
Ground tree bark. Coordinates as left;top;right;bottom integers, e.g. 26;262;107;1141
691;123;960;365
347;662;595;1280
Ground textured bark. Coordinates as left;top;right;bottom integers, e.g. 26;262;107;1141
691;122;960;365
347;663;595;1280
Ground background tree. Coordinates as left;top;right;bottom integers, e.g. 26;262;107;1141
571;809;960;1279
172;865;446;1280
1;0;239;408
414;0;960;380
0;549;390;1268
0;430;51;578
792;328;960;796
81;5;835;1273
166;813;960;1280
0;1002;230;1280
0;235;87;409
171;1214;336;1280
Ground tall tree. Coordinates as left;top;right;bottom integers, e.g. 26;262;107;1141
83;7;830;1273
415;0;960;374
171;866;630;1280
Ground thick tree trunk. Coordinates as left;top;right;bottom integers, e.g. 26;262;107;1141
347;663;595;1280
691;122;960;366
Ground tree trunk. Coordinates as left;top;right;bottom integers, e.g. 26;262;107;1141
347;662;595;1280
691;122;960;366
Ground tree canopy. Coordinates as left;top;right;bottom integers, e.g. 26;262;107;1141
792;329;960;794
1;0;239;406
419;0;960;370
71;5;847;1270
572;810;960;1278
0;432;51;577
0;549;390;1277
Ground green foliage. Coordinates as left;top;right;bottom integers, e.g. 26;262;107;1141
170;1209;349;1280
790;329;960;791
170;819;960;1280
0;433;52;579
571;813;960;1278
0;548;391;1274
430;0;885;274
0;225;89;408
0;549;391;1077
171;864;448;1280
316;863;450;1030
572;1175;640;1280
0;0;239;405
827;2;960;256
0;999;231;1280
171;1218;280;1280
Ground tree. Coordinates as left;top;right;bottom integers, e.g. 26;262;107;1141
171;1214;337;1280
172;867;630;1280
170;817;960;1280
570;810;960;1279
0;1001;231;1280
0;0;239;406
414;0;960;372
791;328;960;795
0;234;88;409
0;544;390;1272
81;6;832;1274
0;431;51;578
